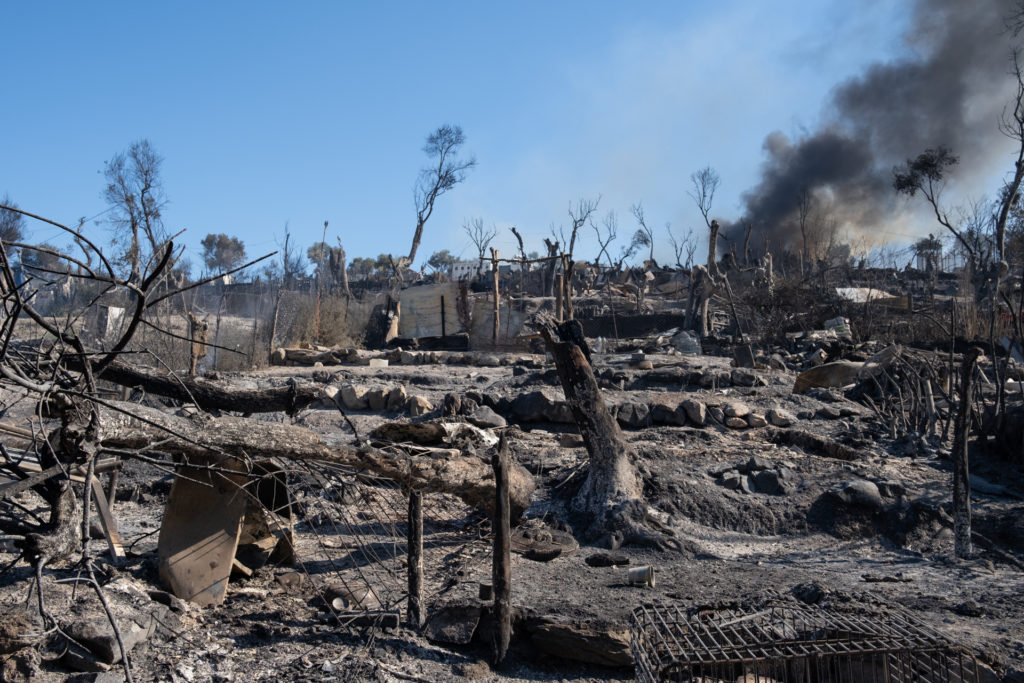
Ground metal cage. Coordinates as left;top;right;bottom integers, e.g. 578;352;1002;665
630;600;980;683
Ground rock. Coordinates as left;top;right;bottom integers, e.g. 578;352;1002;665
723;401;751;418
386;386;408;411
768;353;788;370
720;471;743;489
708;406;725;424
746;413;768;428
806;347;829;366
512;389;574;423
725;416;748;429
270;347;287;365
754;469;782;495
682;399;707;426
399;350;420;365
476;353;501;367
368;357;388;368
616;402;650;428
558;433;585;448
699;371;730;388
366;388;388;411
836;480;883;510
730;368;757;387
743;455;773;473
340;383;369;411
66;613;155;664
406;395;434;417
767;408;797;427
816;405;842;420
467;406;506;429
649;398;687;425
739;475;756;494
794;360;862;393
275;571;304;591
876;480;905;498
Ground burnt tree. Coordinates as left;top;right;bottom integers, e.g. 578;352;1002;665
536;314;675;549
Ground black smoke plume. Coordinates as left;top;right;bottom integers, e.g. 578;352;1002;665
726;0;1019;253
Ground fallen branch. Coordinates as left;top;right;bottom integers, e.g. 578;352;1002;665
96;400;534;517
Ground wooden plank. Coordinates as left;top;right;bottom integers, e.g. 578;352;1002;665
491;438;511;666
157;455;247;606
89;477;125;561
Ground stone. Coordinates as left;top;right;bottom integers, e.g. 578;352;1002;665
368;358;388;368
836;479;883;510
468;406;506;429
739;475;756;494
681;399;707;426
366;388;388;411
423;603;482;645
476;353;501;367
399;350;419;365
442;393;461;416
876;480;905;498
746;413;768;428
768;353;787;370
723;401;751;418
340;383;369;410
816;405;842;420
743;455;773;473
708;406;725;424
406;395;434;417
386;385;408;411
806;347;828;366
730;368;757;387
720;471;743;489
649;398;687;426
754;469;782;495
616;402;650;428
270;347;287;365
511;389;574;423
725;416;748;429
767;408;797;427
528;619;632;667
67;614;155;665
699;371;730;388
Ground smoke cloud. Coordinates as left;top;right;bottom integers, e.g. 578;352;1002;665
727;0;1019;252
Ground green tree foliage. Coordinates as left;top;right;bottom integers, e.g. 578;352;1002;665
0;194;25;243
426;249;455;274
200;233;247;274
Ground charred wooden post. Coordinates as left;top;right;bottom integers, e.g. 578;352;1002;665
440;295;446;339
407;488;424;629
491;437;511;667
555;273;564;322
491;248;500;342
563;255;574;320
187;312;209;376
953;347;981;559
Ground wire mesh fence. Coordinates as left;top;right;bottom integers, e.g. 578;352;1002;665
631;599;980;683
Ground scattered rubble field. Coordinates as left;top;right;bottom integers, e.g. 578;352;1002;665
2;343;1024;682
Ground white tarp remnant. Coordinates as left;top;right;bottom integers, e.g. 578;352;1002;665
835;287;908;308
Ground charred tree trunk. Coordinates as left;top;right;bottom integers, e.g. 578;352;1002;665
952;347;981;559
535;315;675;549
96;401;534;518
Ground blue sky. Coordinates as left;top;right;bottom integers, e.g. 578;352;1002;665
2;1;1016;275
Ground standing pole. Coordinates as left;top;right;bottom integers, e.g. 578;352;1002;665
952;347;981;559
491;437;511;666
555;273;564;322
407;489;424;628
491;248;500;343
440;295;446;339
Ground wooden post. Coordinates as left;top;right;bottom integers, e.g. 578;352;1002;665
440;295;446;338
952;347;981;559
555;273;564;322
491;438;511;666
407;488;424;628
491;248;500;343
562;255;574;321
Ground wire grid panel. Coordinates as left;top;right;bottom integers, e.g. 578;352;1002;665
279;459;486;625
630;600;980;683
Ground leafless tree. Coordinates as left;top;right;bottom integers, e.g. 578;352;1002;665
688;166;721;277
630;202;655;264
399;125;476;273
279;223;307;288
592;210;618;268
666;224;697;269
103;139;168;284
565;197;599;262
464;217;497;273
